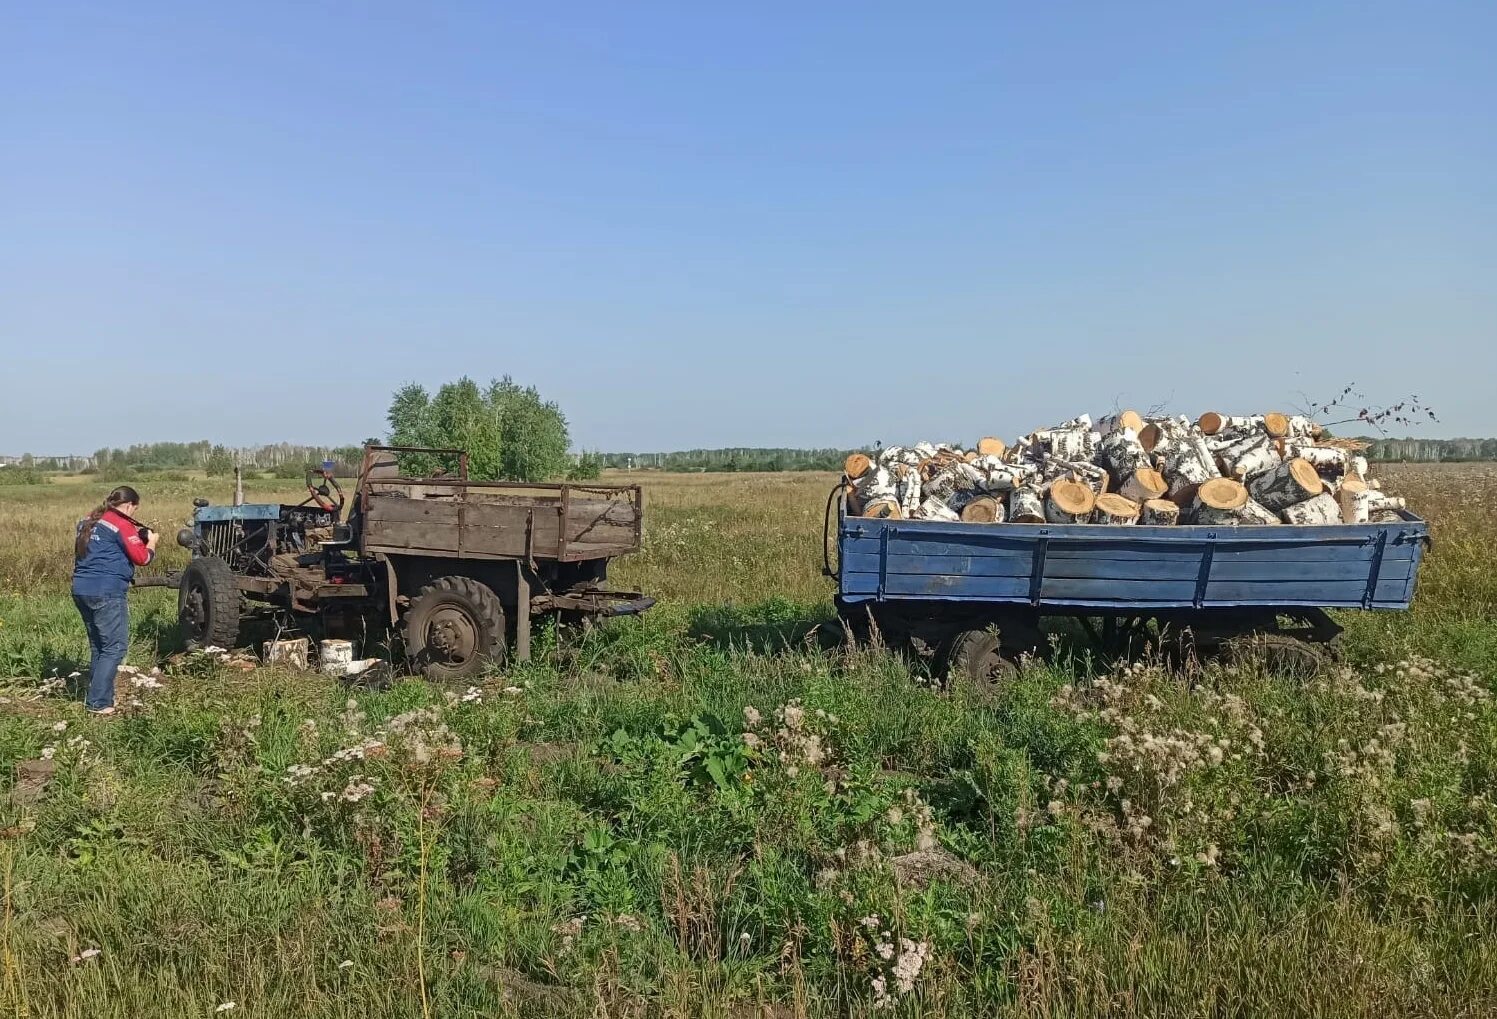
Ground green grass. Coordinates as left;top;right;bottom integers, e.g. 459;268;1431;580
1;467;1495;1017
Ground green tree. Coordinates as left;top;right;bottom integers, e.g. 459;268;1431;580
204;445;234;477
386;375;572;482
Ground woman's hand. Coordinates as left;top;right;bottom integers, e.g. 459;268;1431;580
146;530;160;551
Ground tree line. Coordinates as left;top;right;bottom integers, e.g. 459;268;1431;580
15;421;1497;484
593;448;851;472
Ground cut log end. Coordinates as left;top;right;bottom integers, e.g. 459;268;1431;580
1197;477;1249;511
1049;478;1097;517
959;496;1004;524
1263;412;1290;438
1120;467;1168;503
976;436;1007;458
844;453;872;480
1093;492;1141;524
1198;412;1224;435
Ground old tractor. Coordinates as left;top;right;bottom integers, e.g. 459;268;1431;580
172;445;652;679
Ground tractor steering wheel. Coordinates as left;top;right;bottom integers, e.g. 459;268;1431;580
300;468;346;518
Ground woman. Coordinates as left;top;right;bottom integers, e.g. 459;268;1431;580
72;486;158;714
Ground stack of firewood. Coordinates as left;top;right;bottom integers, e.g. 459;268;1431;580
845;410;1406;527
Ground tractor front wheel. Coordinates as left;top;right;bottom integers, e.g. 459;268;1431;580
178;556;241;650
401;577;507;682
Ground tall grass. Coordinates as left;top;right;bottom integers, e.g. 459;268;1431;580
0;466;1493;1017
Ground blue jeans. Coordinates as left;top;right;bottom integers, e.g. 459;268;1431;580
73;593;129;711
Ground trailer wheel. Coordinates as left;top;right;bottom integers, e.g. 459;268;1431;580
1221;633;1330;679
178;556;241;651
402;577;507;681
943;628;1018;700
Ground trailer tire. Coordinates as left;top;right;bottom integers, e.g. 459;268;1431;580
942;628;1018;700
178;556;241;651
402;577;507;682
1221;633;1330;679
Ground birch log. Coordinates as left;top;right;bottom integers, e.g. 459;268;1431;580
1217;434;1283;480
1009;488;1045;524
892;464;923;516
1119;467;1169;504
959;495;1006;523
1338;486;1371;524
843;484;863;516
1063;459;1111;496
1031;427;1092;461
1163;434;1220;504
1366;492;1407;514
862;498;903;519
1287;444;1349;478
1140;499;1181;526
1097;428;1151;486
1198;412;1262;436
1246;458;1323;512
1093;493;1141;525
972;456;1028;492
844;453;872;480
1045;478;1096;524
1189;478;1252;524
855;466;896;504
976;436;1007;458
923;462;983;502
916;497;959;522
1139;416;1190;454
1097;410;1145;435
1281;493;1340;526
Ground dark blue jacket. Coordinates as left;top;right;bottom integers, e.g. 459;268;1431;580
72;510;154;597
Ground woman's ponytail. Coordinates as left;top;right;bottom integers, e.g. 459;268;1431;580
75;486;142;560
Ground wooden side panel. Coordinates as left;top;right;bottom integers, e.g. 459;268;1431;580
838;515;1428;610
362;489;642;561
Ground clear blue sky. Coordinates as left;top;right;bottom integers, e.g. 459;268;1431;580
3;2;1494;454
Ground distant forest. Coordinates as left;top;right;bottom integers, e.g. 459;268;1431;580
600;437;1497;472
6;437;1497;476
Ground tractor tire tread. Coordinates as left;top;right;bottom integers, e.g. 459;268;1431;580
401;576;507;682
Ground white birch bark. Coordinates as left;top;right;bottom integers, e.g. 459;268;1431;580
915;497;959;522
1339;486;1371;524
1246;458;1323;512
1280;493;1341;525
1139;499;1181;526
1098;428;1151;485
1009;487;1045;523
1286;444;1349;477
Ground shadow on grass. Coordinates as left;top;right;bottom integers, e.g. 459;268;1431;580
686;599;833;654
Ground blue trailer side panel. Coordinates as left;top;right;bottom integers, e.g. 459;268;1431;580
838;513;1427;611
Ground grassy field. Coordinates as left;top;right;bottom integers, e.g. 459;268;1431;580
1;465;1495;1017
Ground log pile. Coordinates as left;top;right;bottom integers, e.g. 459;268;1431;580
845;409;1406;527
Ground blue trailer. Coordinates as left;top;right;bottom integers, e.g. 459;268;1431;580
825;489;1430;686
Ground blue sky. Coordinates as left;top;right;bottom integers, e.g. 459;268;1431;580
3;2;1493;453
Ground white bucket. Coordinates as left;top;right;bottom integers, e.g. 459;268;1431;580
319;639;355;676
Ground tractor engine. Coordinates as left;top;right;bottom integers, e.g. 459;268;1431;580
183;503;337;576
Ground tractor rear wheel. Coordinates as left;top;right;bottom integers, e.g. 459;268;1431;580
179;556;241;650
402;577;507;682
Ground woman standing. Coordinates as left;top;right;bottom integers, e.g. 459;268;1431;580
72;486;158;714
